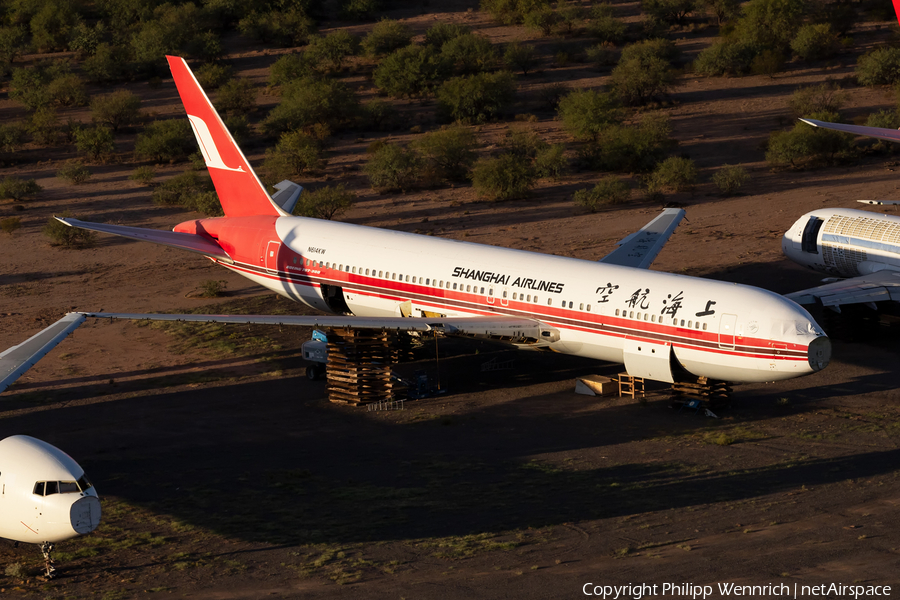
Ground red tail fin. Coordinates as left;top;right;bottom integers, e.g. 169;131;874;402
166;56;285;218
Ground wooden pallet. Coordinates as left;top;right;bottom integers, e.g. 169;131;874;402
324;328;407;406
671;377;732;406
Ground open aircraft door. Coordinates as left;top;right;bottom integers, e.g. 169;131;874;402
622;337;674;383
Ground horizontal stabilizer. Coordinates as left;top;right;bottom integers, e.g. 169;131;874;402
57;218;232;262
0;313;86;394
800;118;900;144
858;200;900;206
271;180;303;214
600;208;685;269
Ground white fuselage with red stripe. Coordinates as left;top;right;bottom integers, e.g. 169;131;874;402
180;215;828;384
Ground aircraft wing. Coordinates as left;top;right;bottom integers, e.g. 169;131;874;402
599;208;685;269
799;118;900;144
1;311;555;394
0;313;86;394
56;218;233;262
785;270;900;307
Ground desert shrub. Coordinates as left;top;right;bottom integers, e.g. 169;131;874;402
75;125;116;161
361;99;397;130
0;122;26;155
641;0;695;26
424;22;471;47
788;82;847;118
46;74;88;107
223;115;251;145
504;42;538;75
44;213;97;248
307;31;360;71
586;43;618;68
28;107;60;146
195;63;233;89
620;38;679;63
437;71;516;123
557;89;620;140
524;7;559;36
556;0;585;34
8;66;50;110
130;166;156;185
539;82;569;110
152;171;220;215
790;23;839;61
765;115;854;168
581;112;674;172
857;47;900;87
374;45;450;97
362;19;413;57
865;109;900;129
199;279;227;297
294;184;356;220
30;0;81;52
0;26;27;74
57;161;91;184
610;50;674;105
750;49;785;77
711;164;749;195
693;39;759;76
534;144;568;179
501;127;547;159
263;77;358;135
91;90;142;132
702;0;740;25
128;3;225;73
471;153;536;200
215;78;256;115
68;21;107;56
0;176;42;201
1;216;22;234
587;4;627;44
483;0;550;25
264;131;326;181
441;33;497;75
413;124;478;181
338;0;380;20
238;8;316;47
365;143;424;193
646;156;698;194
731;0;807;52
182;190;224;216
574;177;630;211
269;54;318;88
135;120;194;162
83;43;129;84
3;563;28;580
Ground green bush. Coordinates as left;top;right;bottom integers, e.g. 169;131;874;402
46;74;88;107
711;164;749;196
130;166;156;186
413;124;478;182
224;115;251;145
91;90;142;132
581;112;674;172
500;127;547;158
30;1;81;52
620;38;679;63
365;143;424;193
0;122;26;155
264;131;326;182
750;49;785;77
57;161;91;184
646;156;698;194
788;82;846;118
28;107;60;146
765;116;853;168
610;51;674;105
195;63;233;89
731;0;806;52
471;153;536;201
702;0;740;25
9;67;50;110
693;39;759;76
557;89;620;140
557;0;585;34
1;216;22;234
441;33;497;75
294;184;356;220
857;47;900;87
75;125;116;161
574;177;630;211
587;5;627;44
534;144;568;179
0;176;42;201
262;77;358;135
436;71;516;123
307;31;360;71
269;54;318;88
0;26;27;74
135;120;194;163
44;213;97;249
362;19;413;57
151;171;216;210
790;23;838;61
424;22;471;48
641;0;696;26
586;43;619;68
83;43;129;84
182;190;224;216
524;7;559;36
199;279;227;298
504;42;538;75
481;0;550;25
361;99;397;130
338;0;380;20
864;110;900;153
238;9;316;47
374;45;450;97
215;78;256;115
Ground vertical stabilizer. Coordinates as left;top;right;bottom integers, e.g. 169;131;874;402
166;55;287;218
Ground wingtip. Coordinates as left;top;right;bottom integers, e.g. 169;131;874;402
798;118;819;127
54;216;73;227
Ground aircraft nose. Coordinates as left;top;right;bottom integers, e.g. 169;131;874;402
70;495;101;535
808;335;831;372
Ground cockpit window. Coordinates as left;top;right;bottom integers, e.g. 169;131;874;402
59;481;79;493
77;476;93;492
33;482;45;496
45;481;58;495
33;480;88;496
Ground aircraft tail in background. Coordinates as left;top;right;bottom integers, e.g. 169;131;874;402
166;55;287;219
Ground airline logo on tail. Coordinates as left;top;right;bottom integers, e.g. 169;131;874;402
187;115;245;173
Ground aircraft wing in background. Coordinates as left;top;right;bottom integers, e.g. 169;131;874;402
785;270;900;308
799;118;900;144
0;313;86;394
599;208;685;269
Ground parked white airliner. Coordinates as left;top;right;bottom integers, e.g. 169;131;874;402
1;56;830;391
0;435;101;576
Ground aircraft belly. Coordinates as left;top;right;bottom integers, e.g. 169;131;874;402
675;346;810;383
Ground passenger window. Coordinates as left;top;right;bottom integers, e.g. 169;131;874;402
489;288;493;296
680;319;685;326
405;275;409;282
579;303;583;310
392;273;396;280
703;323;707;331
637;312;641;320
587;304;590;312
630;311;634;318
527;295;531;302
644;314;649;321
440;280;444;287
352;266;356;273
326;262;330;269
481;287;485;294
339;264;343;271
651;315;655;322
695;322;700;329
379;270;383;277
453;283;457;290
503;291;507;298
688;320;692;328
467;285;471;292
615;309;619;316
412;277;416;283
33;482;45;496
426;278;430;285
513;292;517;300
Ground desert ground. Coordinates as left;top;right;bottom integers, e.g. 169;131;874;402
3;1;900;598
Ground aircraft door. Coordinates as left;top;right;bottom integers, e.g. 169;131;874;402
264;241;280;274
801;217;823;254
718;313;737;349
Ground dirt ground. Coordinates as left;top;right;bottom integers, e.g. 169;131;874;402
3;3;900;599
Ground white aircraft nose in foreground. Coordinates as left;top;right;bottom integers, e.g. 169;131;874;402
0;435;101;577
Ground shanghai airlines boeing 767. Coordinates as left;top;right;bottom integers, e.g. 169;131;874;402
0;56;830;392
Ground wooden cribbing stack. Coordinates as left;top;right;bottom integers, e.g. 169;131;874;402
324;328;407;406
670;376;732;407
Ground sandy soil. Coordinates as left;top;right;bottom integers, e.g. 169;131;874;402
3;2;900;599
